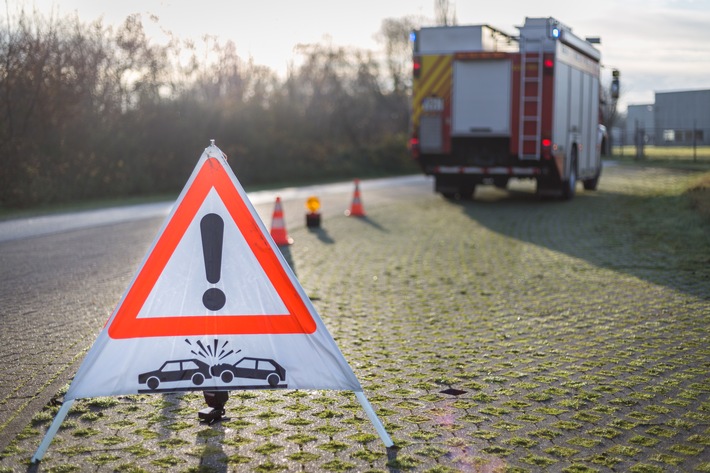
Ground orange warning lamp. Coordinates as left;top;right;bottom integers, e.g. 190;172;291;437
305;196;321;228
306;196;321;213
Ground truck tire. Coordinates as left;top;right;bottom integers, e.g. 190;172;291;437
460;183;476;200
437;176;475;200
583;164;602;190
562;148;578;200
436;175;461;199
443;190;475;200
493;177;509;189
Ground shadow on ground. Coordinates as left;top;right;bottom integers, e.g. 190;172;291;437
448;181;710;301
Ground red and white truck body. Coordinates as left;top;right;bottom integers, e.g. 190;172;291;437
410;17;602;199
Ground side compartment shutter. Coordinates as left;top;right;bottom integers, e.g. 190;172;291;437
420;115;444;152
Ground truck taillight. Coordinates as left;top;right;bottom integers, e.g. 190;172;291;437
544;58;554;69
410;137;420;159
543;58;554;75
413;57;422;78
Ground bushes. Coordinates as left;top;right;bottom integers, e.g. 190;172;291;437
0;11;414;209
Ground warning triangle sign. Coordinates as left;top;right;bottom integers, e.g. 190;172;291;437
31;143;392;463
107;148;316;338
59;143;366;398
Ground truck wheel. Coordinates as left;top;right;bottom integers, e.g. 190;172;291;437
583;164;602;190
436;176;474;200
441;186;475;200
460;184;476;200
493;177;509;189
562;150;578;200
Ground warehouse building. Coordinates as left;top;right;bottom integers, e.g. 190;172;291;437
654;89;710;146
625;104;655;145
624;89;710;146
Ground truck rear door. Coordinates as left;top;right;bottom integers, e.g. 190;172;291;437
452;58;511;136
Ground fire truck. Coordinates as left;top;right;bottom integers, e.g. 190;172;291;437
410;17;604;199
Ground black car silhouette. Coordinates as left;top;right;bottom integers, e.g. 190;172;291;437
138;359;213;390
211;357;286;387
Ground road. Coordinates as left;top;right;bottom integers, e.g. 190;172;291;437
0;174;432;452
0;175;430;243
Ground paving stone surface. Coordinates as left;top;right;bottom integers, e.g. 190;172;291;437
1;164;709;472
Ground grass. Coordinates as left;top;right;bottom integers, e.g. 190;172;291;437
612;145;710;161
687;172;710;218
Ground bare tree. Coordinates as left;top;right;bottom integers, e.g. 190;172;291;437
376;16;421;95
600;73;623;153
0;8;416;208
435;0;457;26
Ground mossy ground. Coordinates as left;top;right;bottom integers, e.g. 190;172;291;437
1;163;708;472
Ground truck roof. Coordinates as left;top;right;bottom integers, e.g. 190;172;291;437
517;17;601;61
413;24;517;55
414;17;600;62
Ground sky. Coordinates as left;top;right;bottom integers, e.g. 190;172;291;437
14;0;710;111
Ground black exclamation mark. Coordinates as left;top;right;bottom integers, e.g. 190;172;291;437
201;213;226;311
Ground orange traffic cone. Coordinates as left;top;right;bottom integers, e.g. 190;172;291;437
270;197;293;246
346;179;366;217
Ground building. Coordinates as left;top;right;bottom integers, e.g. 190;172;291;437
654;89;710;146
625;104;655;145
623;89;710;146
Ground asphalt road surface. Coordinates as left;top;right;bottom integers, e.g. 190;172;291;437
0;174;431;453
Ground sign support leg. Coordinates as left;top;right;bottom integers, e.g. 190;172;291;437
31;399;74;463
355;390;393;447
